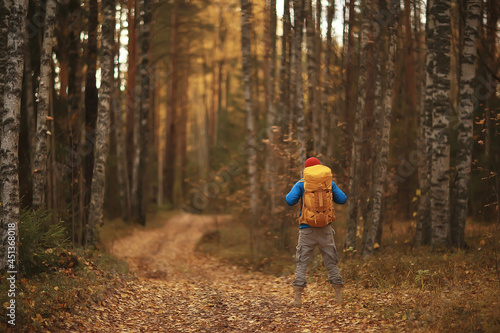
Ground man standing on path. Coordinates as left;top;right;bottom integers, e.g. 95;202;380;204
286;157;347;307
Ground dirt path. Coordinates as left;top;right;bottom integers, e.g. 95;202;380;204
64;213;406;332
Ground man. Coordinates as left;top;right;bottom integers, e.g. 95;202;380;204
286;157;347;307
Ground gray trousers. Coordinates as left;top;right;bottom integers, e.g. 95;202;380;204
292;225;343;287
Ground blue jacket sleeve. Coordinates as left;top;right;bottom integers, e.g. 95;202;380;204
332;181;347;204
286;181;304;206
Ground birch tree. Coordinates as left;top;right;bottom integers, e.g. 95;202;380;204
451;0;480;248
1;0;28;270
429;0;451;247
362;0;400;257
345;0;370;251
240;0;258;219
87;0;115;245
32;0;57;209
0;0;9;150
416;0;434;245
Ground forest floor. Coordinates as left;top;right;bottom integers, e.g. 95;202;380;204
60;212;413;332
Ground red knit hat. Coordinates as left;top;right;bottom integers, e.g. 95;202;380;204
304;157;321;168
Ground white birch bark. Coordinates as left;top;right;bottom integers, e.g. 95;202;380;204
240;0;259;219
0;0;27;270
451;0;480;248
87;0;114;245
0;0;10;157
416;0;434;245
362;0;400;258
32;0;56;209
429;0;451;247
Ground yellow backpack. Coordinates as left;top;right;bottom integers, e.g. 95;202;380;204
299;164;336;227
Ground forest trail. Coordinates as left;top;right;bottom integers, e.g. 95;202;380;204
64;213;406;332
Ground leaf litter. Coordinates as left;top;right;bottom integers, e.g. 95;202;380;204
61;213;414;332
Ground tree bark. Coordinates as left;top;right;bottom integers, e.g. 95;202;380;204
0;0;27;271
164;0;179;205
305;0;317;155
430;0;451;247
0;0;9;150
87;0;114;245
279;0;291;136
451;0;480;248
292;0;306;166
32;0;56;209
113;7;132;222
345;0;370;251
24;41;35;175
67;0;83;243
84;0;98;233
265;0;277;213
131;0;151;224
320;0;334;157
240;0;259;220
362;0;400;258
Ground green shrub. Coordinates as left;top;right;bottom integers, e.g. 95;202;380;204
19;209;70;276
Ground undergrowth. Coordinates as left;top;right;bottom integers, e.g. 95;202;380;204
196;216;500;332
0;209;131;332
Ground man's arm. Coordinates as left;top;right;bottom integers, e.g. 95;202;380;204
331;181;347;204
286;181;304;206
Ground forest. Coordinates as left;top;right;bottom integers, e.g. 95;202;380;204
0;0;499;331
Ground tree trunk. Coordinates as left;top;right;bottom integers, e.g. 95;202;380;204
24;42;35;174
126;0;137;192
305;0;317;155
320;0;334;157
131;0;151;224
292;0;306;166
430;0;451;247
345;0;371;251
416;0;434;246
87;0;114;245
265;0;277;213
343;0;356;172
113;5;132;222
84;0;98;233
240;0;258;220
362;0;400;258
164;0;179;205
0;0;27;271
32;0;56;209
451;0;480;249
0;0;8;150
67;0;83;244
279;0;291;136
